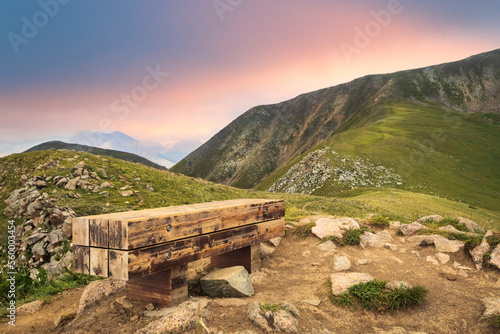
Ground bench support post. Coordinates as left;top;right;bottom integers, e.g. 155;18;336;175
125;265;189;306
211;244;261;273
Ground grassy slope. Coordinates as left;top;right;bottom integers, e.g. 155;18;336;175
256;100;500;214
0;149;497;243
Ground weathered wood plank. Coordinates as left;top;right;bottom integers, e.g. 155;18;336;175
90;247;108;277
125;265;188;306
89;218;109;248
110;218;284;280
211;244;261;273
72;218;89;246
88;199;283;250
73;245;90;275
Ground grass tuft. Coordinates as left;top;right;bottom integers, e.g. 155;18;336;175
368;216;390;226
259;302;289;313
292;222;316;239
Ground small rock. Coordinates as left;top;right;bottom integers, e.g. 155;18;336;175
248;302;273;332
435;252;450;264
384;243;398;251
269;237;282;247
399;222;428;236
273;310;298;333
77;279;126;316
426;256;439;266
17;300;44;315
301;299;321;306
482;298;500;321
390;256;404;264
389;221;401;230
316;240;336;253
260;243;275;258
74;161;86;169
360;230;393;249
355;259;372;265
34;180;47;188
136;309;197;334
332;254;351;272
53;315;62;326
121;190;134;197
65;177;80;190
130;315;139;322
302;250;311;257
330;272;374;295
457;217;485;233
458;269;468;278
201;266;254;298
311;217;359;240
488;244;500;270
146;184;155;192
416;215;443;223
146;303;155;311
100;182;111;188
55;177;69;187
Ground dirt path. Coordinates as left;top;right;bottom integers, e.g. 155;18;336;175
2;223;499;333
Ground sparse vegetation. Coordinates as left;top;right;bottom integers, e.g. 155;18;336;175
259;302;289;313
292;222;316;239
369;216;390;226
327;279;428;312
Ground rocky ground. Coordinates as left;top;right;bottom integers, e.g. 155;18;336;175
2;215;500;334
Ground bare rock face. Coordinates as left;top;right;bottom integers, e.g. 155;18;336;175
457;217;485;233
247;301;299;333
260;243;276;258
201;266;254;298
330;272;374;295
481;298;500;321
399;222;428;236
360;230;392;249
77;279;126;316
408;235;465;253
470;231;492;270
311;217;359;240
17;300;44;315
489;244;500;270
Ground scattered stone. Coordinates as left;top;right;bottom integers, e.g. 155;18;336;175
260;243;275;258
100;182;111;188
408;235;465;253
17;300;44;315
55;177;69;187
301;299;321;306
390;256;404;264
332;254;351;272
201;266;254;298
416;215;443;223
399;222;428;236
458;269;469;278
273;310;298;333
145;303;155;311
389;221;401;230
481;298;500;321
65;177;80;190
311;217;359;240
121;190;134;197
360;230;392;249
316;240;336;253
355;259;372;265
53;315;62;327
25;232;47;246
457;217;485;233
146;184;155;192
130;315;139;322
470;233;491;270
77;279;126;316
330;272;374;295
426;256;439;266
488;244;500;270
269;237;282;247
33;180;47;188
248;302;273;332
384;243;398;251
385;281;412;290
452;262;473;271
302;250;311;257
74;161;86;169
435;252;450;264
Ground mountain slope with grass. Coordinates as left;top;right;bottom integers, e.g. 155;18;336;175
171;48;500;212
24;141;167;170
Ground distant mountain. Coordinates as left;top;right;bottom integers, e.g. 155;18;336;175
24;141;168;170
69;131;175;168
171;49;500;211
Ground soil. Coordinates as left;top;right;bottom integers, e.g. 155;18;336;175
1;222;499;334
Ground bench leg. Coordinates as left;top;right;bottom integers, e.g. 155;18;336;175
211;244;261;273
125;264;188;306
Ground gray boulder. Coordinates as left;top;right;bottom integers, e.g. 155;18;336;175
201;266;254;298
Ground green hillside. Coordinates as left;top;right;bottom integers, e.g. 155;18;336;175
24;140;167;170
256;100;500;212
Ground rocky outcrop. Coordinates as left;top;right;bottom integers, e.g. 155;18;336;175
408;235;465;253
247;302;299;333
470;230;492;270
311;217;359;239
77;279;126;316
360;230;393;249
399;222;428;236
330;272;374;295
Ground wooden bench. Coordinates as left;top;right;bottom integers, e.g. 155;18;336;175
72;199;285;306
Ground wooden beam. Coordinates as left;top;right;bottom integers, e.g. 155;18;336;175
72;218;89;246
109;218;284;280
73;245;90;275
80;199;283;250
90;248;108;277
125;265;188;306
212;244;261;273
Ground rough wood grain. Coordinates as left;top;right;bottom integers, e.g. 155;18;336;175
90;247;108;277
211;244;261;273
73;245;90;275
72;218;89;246
109;218;284;280
85;199;283;250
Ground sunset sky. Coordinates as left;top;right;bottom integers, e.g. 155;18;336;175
1;0;499;157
